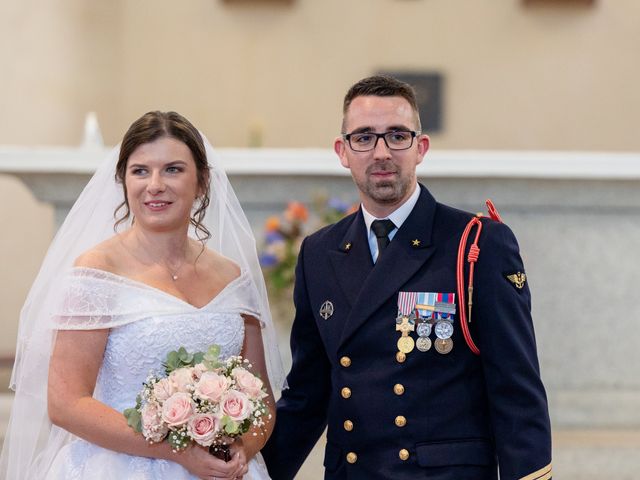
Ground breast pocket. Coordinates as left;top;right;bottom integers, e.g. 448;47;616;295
415;438;495;467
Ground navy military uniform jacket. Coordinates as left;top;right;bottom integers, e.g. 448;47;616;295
262;185;552;480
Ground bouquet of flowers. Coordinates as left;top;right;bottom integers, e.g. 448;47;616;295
124;345;270;459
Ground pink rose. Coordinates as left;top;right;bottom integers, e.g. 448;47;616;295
232;367;266;400
193;363;208;380
161;392;195;427
141;402;168;442
169;367;195;392
194;372;229;403
221;390;251;422
187;413;220;447
153;378;175;402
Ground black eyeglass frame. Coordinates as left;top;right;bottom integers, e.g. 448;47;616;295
341;130;421;152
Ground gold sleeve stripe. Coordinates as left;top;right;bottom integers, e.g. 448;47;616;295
519;463;552;480
534;471;552;480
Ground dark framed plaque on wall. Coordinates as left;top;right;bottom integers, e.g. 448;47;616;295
379;71;444;133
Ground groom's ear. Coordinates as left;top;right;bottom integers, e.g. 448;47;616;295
335;137;350;169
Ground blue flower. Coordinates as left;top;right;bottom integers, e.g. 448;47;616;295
259;253;279;268
328;197;349;213
265;231;285;245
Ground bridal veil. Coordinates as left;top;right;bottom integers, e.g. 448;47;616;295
0;132;286;478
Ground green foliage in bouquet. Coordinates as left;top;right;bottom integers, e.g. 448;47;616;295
163;345;221;375
123;395;142;432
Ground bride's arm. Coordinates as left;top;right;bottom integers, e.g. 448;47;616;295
48;329;243;480
237;315;276;461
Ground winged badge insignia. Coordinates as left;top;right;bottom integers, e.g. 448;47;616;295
506;272;527;289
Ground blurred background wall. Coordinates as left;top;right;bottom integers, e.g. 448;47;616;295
1;0;639;477
3;0;640;354
2;0;640;149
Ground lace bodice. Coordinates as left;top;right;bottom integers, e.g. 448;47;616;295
57;268;258;412
97;311;244;411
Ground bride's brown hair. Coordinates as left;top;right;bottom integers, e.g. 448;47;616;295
114;111;211;243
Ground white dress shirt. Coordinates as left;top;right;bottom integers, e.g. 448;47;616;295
361;183;420;263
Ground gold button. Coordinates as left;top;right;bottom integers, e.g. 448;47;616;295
399;448;410;461
341;387;352;399
393;383;405;395
346;452;358;464
343;420;354;431
395;415;407;427
396;351;406;363
340;356;352;367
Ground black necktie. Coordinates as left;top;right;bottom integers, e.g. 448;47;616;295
371;219;396;258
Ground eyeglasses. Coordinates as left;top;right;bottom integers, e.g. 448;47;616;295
342;130;420;152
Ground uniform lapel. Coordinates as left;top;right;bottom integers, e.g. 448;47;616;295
339;185;438;347
328;210;373;308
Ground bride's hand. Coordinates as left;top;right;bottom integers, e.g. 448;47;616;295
228;438;250;478
176;444;247;480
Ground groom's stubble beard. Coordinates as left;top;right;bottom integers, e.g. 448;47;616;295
355;160;413;206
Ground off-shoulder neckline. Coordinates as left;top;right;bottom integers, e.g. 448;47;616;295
70;266;248;311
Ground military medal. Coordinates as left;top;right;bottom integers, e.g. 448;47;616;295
398;291;457;355
397;335;415;354
416;336;432;352
396;316;415;354
396;292;418;357
435;321;454;339
416;321;431;337
415;292;457;354
435;337;453;354
415;302;432;352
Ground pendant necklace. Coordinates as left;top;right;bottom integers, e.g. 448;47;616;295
124;240;188;282
166;259;185;281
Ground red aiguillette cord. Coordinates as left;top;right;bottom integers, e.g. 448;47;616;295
456;200;503;356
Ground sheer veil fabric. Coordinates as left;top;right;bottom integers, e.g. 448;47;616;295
0;136;286;478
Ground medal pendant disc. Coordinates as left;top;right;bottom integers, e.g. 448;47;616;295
434;338;453;354
416;336;432;352
416;323;431;337
397;336;415;354
435;321;454;340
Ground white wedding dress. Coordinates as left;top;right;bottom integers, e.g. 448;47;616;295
44;267;271;480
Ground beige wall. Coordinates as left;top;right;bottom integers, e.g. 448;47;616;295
117;0;640;150
0;0;639;150
0;0;122;146
0;177;52;353
1;0;639;356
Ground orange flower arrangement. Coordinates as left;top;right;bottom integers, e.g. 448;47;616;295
260;196;357;294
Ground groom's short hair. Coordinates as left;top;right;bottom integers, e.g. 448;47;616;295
341;75;422;131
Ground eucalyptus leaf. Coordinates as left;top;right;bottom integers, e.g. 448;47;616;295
206;345;221;358
203;344;222;369
193;352;204;365
123;408;142;433
221;416;239;435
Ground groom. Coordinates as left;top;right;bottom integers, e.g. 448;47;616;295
262;75;552;480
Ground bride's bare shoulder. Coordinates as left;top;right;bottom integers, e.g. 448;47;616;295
73;235;123;272
195;242;242;281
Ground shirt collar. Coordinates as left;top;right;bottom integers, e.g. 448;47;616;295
361;183;420;234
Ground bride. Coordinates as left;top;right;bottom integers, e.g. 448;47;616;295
0;111;285;479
